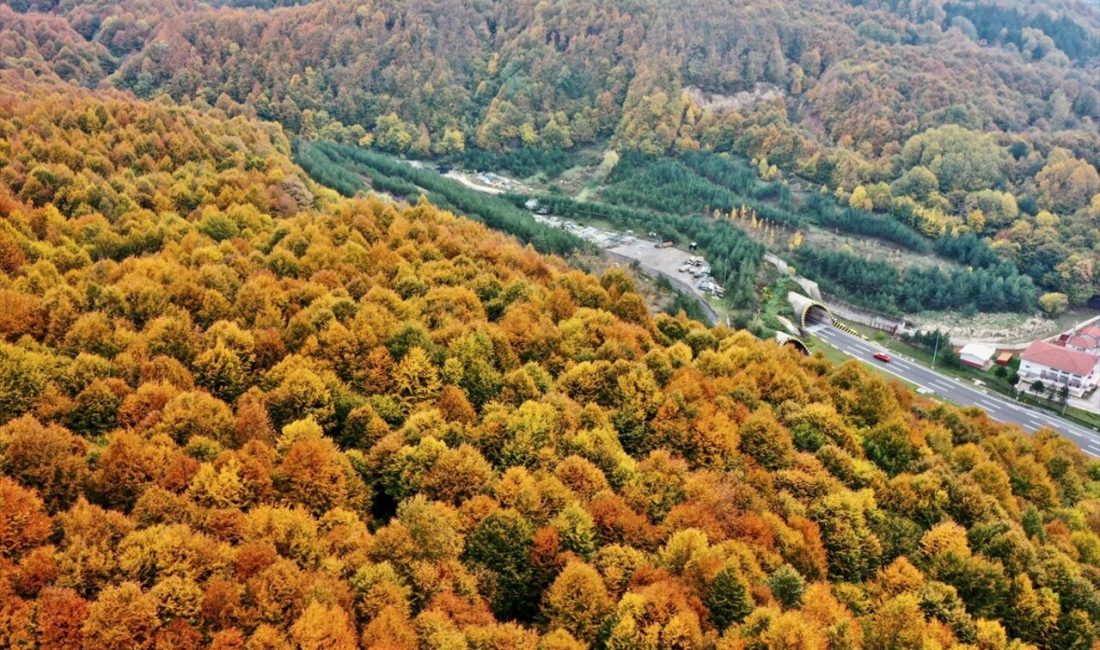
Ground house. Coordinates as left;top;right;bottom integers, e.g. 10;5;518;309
1019;341;1100;397
958;343;996;370
1066;333;1099;355
1065;324;1100;355
995;352;1014;367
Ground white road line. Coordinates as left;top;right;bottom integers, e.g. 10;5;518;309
814;328;1100;445
853;359;936;393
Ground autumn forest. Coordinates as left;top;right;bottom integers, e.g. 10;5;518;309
1;1;1100;649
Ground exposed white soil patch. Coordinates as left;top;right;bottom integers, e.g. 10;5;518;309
910;311;1058;344
683;83;786;113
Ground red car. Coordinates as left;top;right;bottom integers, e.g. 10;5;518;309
873;352;892;362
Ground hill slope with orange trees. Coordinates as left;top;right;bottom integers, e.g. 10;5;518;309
2;74;1100;648
1;0;1099;307
3;0;1098;305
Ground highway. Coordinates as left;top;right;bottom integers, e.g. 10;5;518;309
812;325;1100;457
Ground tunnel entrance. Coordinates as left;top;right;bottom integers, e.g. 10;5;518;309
774;332;810;355
787;291;835;331
803;304;832;328
784;338;810;355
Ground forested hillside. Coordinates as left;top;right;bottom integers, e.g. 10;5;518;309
2;68;1100;649
2;0;1098;304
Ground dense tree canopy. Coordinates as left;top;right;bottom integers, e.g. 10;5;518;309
1;72;1100;649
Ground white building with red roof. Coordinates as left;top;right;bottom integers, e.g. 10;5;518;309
958;342;997;370
1019;341;1100;397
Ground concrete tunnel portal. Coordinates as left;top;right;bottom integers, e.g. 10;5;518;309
787;292;834;330
775;332;810;355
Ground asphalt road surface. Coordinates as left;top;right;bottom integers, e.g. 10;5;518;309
812;326;1100;457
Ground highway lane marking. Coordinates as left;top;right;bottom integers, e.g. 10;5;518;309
1031;414;1099;439
813;329;1100;441
977;397;1005;409
813;329;1100;443
961;393;1100;439
844;355;940;395
817;336;972;402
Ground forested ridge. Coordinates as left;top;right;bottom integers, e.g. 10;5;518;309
2;69;1100;650
1;0;1098;304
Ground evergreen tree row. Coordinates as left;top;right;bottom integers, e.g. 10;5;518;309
603;154;805;230
449;148;577;179
295;141;585;256
793;247;1039;314
802;193;933;253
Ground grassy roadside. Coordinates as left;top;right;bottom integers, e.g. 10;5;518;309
804;336;850;366
1015;394;1100;430
756;276;798;334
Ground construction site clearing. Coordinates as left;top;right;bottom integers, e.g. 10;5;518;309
531;213;725;300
